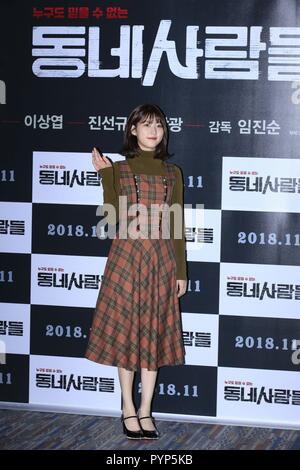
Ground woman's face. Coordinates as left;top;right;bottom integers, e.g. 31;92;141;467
131;115;164;151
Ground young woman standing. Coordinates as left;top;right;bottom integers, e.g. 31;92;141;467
85;104;187;439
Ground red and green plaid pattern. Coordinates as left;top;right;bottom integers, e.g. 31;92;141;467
85;160;186;371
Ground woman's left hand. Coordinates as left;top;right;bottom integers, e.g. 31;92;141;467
176;280;187;298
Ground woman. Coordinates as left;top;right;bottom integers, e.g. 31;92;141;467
85;104;188;439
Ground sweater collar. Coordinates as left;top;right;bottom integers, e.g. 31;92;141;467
138;149;156;159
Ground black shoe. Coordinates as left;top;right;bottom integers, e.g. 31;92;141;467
137;414;160;440
121;414;144;439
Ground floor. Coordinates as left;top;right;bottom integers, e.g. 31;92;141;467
1;409;300;450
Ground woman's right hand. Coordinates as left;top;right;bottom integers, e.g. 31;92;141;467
92;147;112;172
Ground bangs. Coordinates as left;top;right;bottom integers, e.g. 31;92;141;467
139;112;163;124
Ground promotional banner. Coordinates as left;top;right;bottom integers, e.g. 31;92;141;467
1;0;300;428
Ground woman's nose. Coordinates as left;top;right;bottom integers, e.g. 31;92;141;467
150;125;157;135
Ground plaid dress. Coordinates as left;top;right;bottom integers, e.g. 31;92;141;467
85;160;186;371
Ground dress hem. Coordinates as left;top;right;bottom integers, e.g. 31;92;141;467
84;355;185;372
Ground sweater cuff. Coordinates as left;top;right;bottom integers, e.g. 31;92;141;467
98;166;113;175
176;263;187;281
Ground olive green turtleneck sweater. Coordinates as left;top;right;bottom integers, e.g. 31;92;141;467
98;149;187;280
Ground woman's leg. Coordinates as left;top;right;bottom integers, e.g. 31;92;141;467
139;368;158;431
118;367;141;431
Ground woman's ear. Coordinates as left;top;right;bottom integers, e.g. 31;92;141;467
131;125;137;136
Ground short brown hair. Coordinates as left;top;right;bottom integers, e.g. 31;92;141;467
120;104;171;160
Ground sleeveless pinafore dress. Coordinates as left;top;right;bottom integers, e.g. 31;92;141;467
85;159;185;371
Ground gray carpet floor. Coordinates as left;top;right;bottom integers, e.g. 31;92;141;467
1;409;300;450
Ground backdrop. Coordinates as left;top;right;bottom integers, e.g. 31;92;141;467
1;0;300;428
